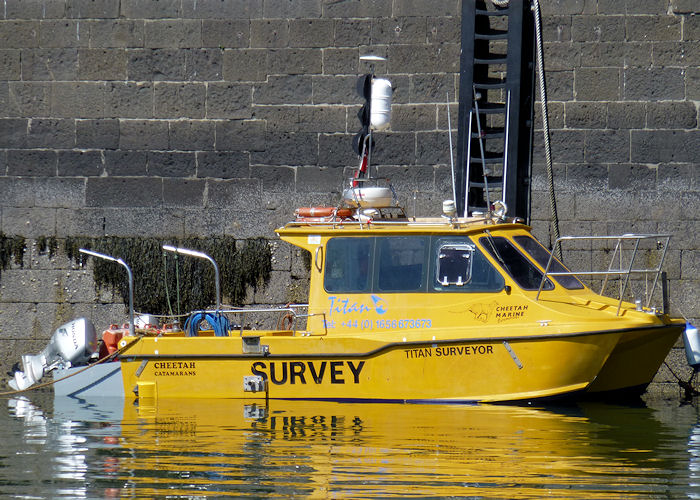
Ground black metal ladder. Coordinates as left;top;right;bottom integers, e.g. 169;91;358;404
455;0;536;221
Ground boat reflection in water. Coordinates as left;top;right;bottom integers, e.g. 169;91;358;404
0;397;685;498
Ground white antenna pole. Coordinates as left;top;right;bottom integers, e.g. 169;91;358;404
446;92;457;206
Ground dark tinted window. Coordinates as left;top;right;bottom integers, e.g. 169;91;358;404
433;239;504;292
513;235;584;289
479;235;553;291
324;238;372;293
376;236;428;292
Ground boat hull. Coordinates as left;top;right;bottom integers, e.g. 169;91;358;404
62;328;644;403
53;361;125;398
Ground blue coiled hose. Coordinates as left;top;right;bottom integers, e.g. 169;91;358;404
185;312;230;337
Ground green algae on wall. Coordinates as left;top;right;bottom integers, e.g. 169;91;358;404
63;236;271;315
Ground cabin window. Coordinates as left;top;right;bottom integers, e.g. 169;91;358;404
432;238;504;292
437;244;473;286
479;235;554;291
324;238;372;293
513;235;584;290
376;236;428;292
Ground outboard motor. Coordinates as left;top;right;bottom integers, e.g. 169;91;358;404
684;322;700;369
8;318;98;391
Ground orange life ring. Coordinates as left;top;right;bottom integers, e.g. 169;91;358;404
295;206;353;219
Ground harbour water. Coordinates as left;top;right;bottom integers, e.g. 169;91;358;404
1;393;699;498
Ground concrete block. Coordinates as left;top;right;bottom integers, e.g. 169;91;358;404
428;16;461;44
653;40;700;67
574;67;621;101
295;166;344;193
206;178;263;210
388;43;460;74
154;82;206;119
540;15;572;43
371;17;427;45
250;19;289;48
416;131;449;165
184;49;223;81
106;82;153;119
1;207;56;238
215;120;266;152
202;20;250;49
222;49;268;82
298;106;345;133
76;119;120;149
333;19;372;48
119;120;169;150
626;0;671;15
0;50;21;80
544;71;574;101
607;102;646;130
33;177;87;209
101;208;185;237
263;0;321;18
3;0;66;19
86;177;163;208
322;48;358;75
0;118;28;148
268;48;323;75
147;152;196;177
206;83;252;119
168;120;216;151
584;130;630;163
657;164;699;193
674;0;700;15
182;0;263;19
608;164;657;191
255;74;313;105
66;0;119;18
564;164;609;192
534;129;585;163
370;132;416;165
254;270;292;305
631;130;700;163
624;67;685;101
6;82;51;117
78;49;127;80
144;19;202;49
53;208;107;237
51;82;107;119
163;178;205;207
39;20;90;48
120;0;181;19
318;133;358;168
57;151;105;177
0;177;36;208
571;15;625;42
27;118;75;149
410;73;456;103
250;132;318;166
196;151;250;179
7;149;57;177
127;48;186;81
104;151;148;176
323;0;391;18
289;19;333;48
543;41;580;71
312;75;357;105
686;67;700;100
0;21;39;48
564;102;606;129
375;165;436;194
393;0;459;16
88;20;145;48
626;15;681;42
251;165;295;192
647;101;697;129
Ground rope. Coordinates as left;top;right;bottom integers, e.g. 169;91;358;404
184;312;230;337
533;0;562;260
0;335;142;398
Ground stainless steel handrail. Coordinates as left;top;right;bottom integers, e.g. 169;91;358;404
535;234;672;315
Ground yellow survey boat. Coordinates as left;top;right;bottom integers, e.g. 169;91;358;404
6;64;686;404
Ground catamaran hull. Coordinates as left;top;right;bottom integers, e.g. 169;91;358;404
50;327;680;403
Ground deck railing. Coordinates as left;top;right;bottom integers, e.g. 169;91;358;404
535;233;672;316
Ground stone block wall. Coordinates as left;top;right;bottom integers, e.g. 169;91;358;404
0;0;698;397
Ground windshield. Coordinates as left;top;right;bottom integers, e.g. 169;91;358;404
479;235;554;291
513;235;584;289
